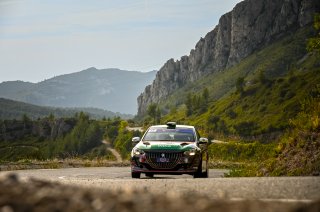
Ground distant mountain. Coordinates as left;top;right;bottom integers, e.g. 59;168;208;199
0;98;133;120
0;68;157;114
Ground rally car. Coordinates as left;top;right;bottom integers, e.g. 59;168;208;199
131;122;209;178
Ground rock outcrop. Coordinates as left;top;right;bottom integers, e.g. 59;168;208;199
137;0;320;116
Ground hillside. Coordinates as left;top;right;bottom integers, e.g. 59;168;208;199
0;98;132;120
137;0;320;116
158;26;319;138
0;68;156;114
137;0;320;137
0;113;106;161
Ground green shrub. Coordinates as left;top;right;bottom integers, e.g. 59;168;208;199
208;141;276;162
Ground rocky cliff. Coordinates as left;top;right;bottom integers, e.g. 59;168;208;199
137;0;320;116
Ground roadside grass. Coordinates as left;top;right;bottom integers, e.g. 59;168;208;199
208;160;246;170
208;141;278;176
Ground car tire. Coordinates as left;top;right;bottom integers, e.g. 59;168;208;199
193;170;202;178
194;156;209;178
201;170;208;178
145;173;154;178
193;158;203;178
131;172;141;179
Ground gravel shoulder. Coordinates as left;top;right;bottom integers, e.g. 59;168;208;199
0;167;319;211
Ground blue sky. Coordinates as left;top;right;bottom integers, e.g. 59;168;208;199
0;0;242;82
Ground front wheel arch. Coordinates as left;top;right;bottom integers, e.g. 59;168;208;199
194;154;208;178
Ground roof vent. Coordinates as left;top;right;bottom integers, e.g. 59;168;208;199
166;122;176;128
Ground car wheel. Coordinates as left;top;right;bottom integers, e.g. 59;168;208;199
131;172;141;179
201;170;208;178
194;157;209;178
193;158;203;178
145;173;154;178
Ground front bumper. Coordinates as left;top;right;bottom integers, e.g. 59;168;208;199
131;165;197;175
131;152;200;175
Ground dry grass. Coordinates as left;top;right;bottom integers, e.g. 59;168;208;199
0;158;130;171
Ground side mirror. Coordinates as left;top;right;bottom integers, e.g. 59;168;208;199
198;137;208;144
132;137;141;144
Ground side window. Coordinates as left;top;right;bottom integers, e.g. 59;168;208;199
195;130;201;141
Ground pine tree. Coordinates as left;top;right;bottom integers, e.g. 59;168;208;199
236;77;245;94
186;93;193;116
147;103;157;124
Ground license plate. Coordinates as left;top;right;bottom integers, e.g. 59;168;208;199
157;158;169;162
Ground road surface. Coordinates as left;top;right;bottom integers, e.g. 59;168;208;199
0;167;319;202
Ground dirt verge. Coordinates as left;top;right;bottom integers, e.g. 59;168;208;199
0;174;319;212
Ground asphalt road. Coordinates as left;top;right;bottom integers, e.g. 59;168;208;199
1;167;319;202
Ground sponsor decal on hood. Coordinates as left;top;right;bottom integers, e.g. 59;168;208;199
135;141;197;151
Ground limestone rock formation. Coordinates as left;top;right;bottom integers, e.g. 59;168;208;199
137;0;320;116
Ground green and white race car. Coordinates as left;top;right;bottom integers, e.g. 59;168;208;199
131;122;209;178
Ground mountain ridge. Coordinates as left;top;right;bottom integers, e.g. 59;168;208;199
0;97;132;120
0;68;157;114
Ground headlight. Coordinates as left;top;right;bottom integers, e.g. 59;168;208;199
184;149;196;156
133;148;145;156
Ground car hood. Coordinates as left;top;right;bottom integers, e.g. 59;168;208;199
135;141;197;151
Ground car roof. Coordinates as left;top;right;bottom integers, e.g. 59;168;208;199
149;125;195;129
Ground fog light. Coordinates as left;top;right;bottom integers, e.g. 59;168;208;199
139;155;146;163
184;158;189;163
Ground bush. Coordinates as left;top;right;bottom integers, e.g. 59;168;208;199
234;121;259;136
208;141;276;162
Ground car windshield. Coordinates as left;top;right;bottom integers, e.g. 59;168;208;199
143;127;195;142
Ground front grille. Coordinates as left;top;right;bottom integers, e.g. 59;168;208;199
145;151;184;169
